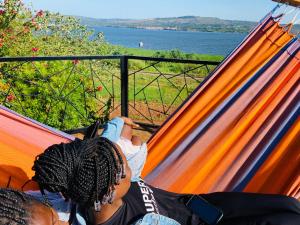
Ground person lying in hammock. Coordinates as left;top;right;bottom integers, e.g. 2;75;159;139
0;187;67;225
31;117;300;225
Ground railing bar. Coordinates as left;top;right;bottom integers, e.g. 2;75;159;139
29;61;62;99
45;64;74;81
134;73;161;97
60;82;81;99
166;84;186;113
110;103;121;114
89;61;97;98
164;65;206;80
82;82;88;117
112;71;115;109
152;65;183;97
0;55;221;134
10;86;27;116
0;61;28;74
128;64;207;77
59;101;68;130
184;73;204;83
205;64;210;73
148;107;167;115
133;72;136;107
156;79;166;114
0;55;122;62
0;55;220;65
184;73;189;97
58;64;76;96
143;90;154;124
64;98;87;120
128;62;160;76
134;121;160;129
93;73;113;98
127;55;220;65
128;103;153;124
94;103;107;115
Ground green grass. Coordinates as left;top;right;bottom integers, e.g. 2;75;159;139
117;46;224;61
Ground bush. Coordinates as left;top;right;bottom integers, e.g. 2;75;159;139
0;0;117;129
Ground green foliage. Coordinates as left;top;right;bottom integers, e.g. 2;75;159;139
0;60;114;130
0;0;221;129
0;0;117;129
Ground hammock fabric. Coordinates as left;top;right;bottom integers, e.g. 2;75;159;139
0;106;73;190
273;0;300;7
0;12;298;199
143;14;300;198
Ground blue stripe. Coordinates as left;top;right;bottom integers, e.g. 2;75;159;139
177;38;297;155
233;100;300;192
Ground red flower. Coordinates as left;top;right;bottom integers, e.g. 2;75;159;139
32;47;39;52
7;94;15;102
0;10;5;15
36;10;44;17
72;59;79;65
96;86;103;92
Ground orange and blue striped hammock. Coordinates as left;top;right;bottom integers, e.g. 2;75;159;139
143;13;299;198
0;10;299;198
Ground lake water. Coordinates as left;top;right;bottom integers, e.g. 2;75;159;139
92;26;247;56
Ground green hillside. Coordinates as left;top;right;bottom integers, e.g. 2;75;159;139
76;15;300;33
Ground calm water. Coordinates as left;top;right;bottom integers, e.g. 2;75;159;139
92;26;247;56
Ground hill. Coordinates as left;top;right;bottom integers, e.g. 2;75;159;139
77;15;255;33
76;15;300;33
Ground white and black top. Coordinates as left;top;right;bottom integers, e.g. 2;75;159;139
99;181;203;225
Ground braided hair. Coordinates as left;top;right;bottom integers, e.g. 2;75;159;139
0;188;34;225
32;137;125;208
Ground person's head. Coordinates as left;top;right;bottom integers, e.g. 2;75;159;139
0;188;60;225
32;137;131;211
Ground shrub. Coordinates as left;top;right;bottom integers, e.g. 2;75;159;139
0;0;117;129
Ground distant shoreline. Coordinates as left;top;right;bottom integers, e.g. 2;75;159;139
79;15;300;34
78;15;256;34
91;25;248;34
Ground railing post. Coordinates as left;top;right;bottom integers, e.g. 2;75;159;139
120;56;129;117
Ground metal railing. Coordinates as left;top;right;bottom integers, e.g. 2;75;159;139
0;55;220;136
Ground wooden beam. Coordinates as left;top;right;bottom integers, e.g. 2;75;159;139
272;0;300;7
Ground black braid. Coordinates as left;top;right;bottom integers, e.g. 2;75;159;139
32;137;124;207
0;188;34;225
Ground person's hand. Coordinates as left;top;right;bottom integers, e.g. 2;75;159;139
121;117;139;128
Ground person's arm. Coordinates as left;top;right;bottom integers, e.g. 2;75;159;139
26;190;72;223
101;117;147;181
100;117;124;143
100;117;139;143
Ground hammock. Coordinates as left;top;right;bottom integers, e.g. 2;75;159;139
0;105;73;190
142;12;300;198
0;5;299;199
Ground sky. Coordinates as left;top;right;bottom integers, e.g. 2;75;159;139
23;0;280;22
